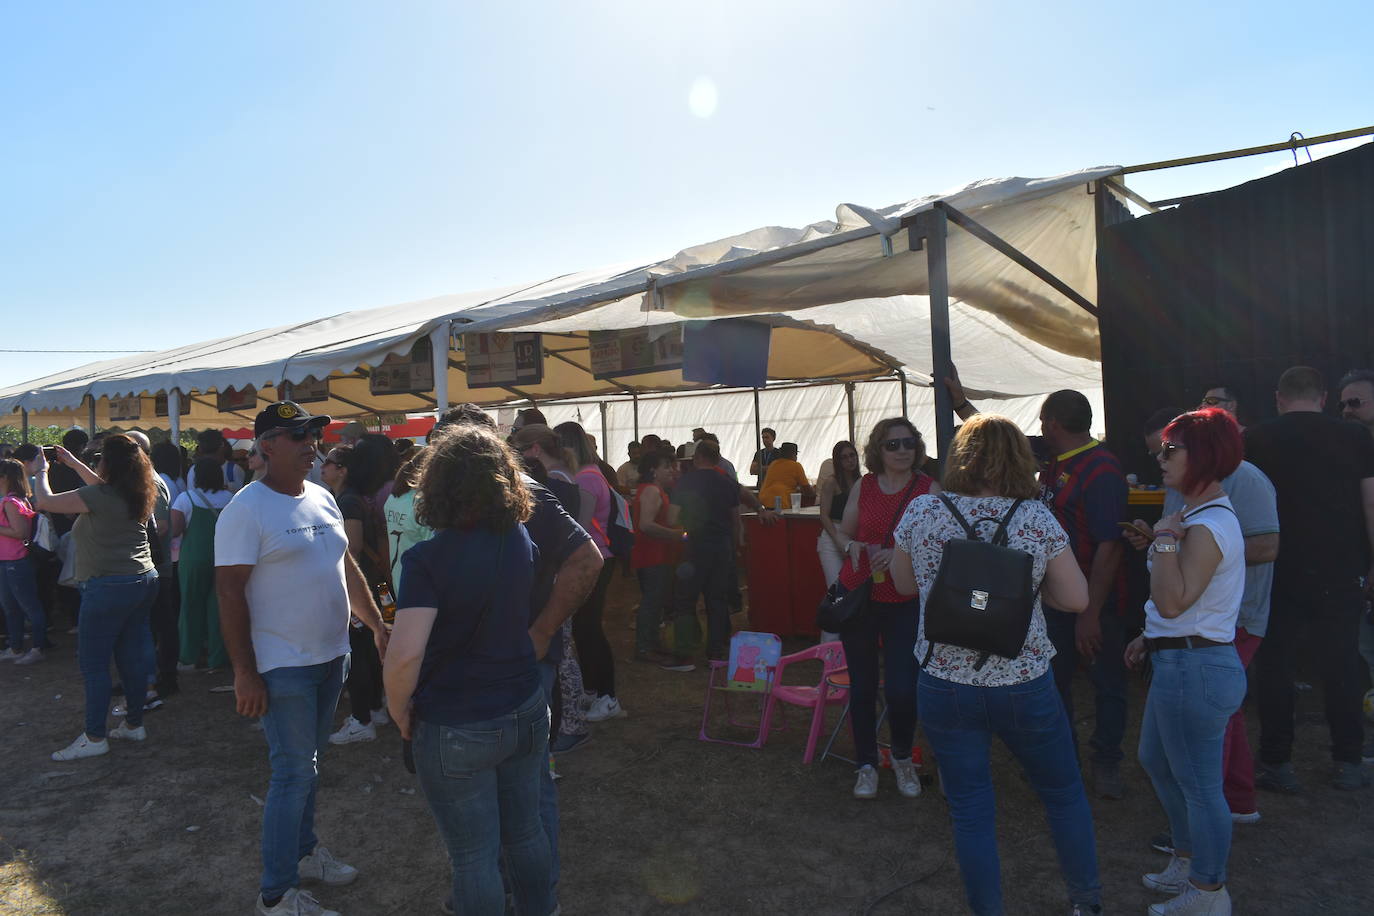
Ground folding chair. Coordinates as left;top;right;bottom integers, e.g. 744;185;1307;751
698;632;783;749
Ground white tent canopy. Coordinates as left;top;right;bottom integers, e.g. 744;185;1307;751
0;165;1120;433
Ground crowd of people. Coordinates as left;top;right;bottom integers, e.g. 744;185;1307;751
2;361;1373;915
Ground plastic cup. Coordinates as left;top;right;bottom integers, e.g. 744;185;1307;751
789;492;802;511
866;543;886;583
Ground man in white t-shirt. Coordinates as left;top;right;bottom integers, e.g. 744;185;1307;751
216;401;389;916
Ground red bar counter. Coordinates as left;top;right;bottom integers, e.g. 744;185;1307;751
742;507;827;637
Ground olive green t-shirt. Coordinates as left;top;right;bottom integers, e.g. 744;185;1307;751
72;484;154;581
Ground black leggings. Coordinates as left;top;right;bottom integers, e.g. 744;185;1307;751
571;562;617;698
347;626;384;725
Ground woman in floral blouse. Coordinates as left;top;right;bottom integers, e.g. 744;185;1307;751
891;414;1101;916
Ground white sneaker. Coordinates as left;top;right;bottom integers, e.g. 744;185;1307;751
52;733;109;761
176;662;199;673
13;648;43;665
853;764;879;799
584;695;625;722
256;888;339;916
1148;882;1232;915
370;706;389;727
1230;810;1261;824
109;721;147;741
1143;855;1192;894
893;758;922;798
298;845;358;886
0;648;21;662
328;716;376;745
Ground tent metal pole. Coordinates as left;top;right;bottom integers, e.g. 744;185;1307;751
1122;124;1374;174
912;209;955;458
752;388;762;458
599;402;609;459
21;408;28;443
169;389;182;443
87;396;97;435
845;382;856;443
430;323;451;419
632;393;640;441
898;370;909;418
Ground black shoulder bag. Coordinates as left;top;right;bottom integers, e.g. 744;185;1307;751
816;475;921;633
922;495;1038;670
402;533;505;773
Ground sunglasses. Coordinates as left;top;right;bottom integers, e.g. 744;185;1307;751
263;427;322;443
1159;442;1186;460
1199;396;1234;407
882;437;919;452
1339;397;1367;411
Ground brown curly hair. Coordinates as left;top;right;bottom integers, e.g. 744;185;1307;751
940;413;1040;499
98;434;159;521
415;424;532;531
861;417;926;474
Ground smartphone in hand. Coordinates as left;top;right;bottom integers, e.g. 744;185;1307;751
1117;520;1154;541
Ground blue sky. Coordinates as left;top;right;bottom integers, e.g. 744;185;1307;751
3;0;1371;389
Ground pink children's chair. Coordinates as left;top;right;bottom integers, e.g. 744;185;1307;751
758;641;850;763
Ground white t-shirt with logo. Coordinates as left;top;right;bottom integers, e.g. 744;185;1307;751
214;480;351;674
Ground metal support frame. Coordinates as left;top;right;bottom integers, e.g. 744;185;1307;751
599;401;609;458
909;209;955;459
168;389;182;443
1122;124;1374;175
632;393;640;441
20;408;28;443
87;395;96;435
898;369;908;419
844;382;857;444
753;388;762;457
430;323;450;418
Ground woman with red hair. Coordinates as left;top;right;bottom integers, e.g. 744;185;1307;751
1124;408;1247;915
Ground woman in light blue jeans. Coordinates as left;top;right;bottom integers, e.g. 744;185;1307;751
1125;407;1247;915
384;424;555;916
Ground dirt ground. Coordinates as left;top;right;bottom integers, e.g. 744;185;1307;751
2;572;1372;915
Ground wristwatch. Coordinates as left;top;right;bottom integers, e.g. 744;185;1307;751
1152;540;1179;554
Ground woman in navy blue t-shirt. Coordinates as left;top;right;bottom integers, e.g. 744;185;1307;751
382;424;553;916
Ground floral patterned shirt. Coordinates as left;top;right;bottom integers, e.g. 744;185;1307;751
894;493;1069;687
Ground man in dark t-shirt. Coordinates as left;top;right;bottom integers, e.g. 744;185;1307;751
671;440;776;658
1035;390;1130;799
1245;367;1374;791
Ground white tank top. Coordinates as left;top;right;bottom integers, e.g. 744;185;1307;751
1144;495;1245;641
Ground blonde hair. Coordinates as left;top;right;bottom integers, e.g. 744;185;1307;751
940;414;1040;499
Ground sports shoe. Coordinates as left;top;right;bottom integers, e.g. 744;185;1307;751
853;764;879;799
176;662;199;673
585;695;625;722
0;648;22;662
298;845;358;886
1230;810;1261;824
370;706;390;727
1332;761;1371;790
1149;832;1176;855
1148;882;1231;915
109;721;147;741
659;654;696;672
550;732;592;755
1090;760;1125;799
328;716;376;745
256;888;339;916
52;733;109;761
113;694;164;717
1143;855;1192;894
892;758;922;798
1256;761;1302;794
12;648;43;665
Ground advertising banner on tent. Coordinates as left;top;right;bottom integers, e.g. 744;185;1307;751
109;396;141;422
217;385;257;413
369;338;434;396
462;332;544;388
154;392;191;418
281;376;330;404
683;319;771;389
589;325;683;379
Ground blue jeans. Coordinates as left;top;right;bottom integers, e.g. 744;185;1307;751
839;598;918;767
635;564;672;655
918;669;1101;914
259;655;347;900
1045;607;1130;763
414;687;554;916
0;557;46;652
77;571;159;737
1138;645;1246;886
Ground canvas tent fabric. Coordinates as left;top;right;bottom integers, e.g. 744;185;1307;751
0;165;1121;431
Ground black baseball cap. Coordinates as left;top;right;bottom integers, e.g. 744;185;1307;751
254;401;331;437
